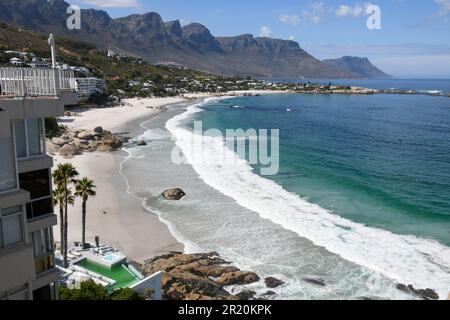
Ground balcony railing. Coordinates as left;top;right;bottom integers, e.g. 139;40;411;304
0;67;76;98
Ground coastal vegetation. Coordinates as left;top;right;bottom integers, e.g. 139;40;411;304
74;178;97;248
52;163;79;267
59;280;143;300
52;163;97;264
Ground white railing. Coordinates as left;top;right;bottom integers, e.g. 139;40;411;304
59;69;76;91
0;67;76;98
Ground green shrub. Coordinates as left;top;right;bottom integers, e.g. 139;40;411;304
59;280;144;301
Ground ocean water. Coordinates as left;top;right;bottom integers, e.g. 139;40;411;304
121;87;450;300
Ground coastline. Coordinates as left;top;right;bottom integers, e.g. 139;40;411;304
52;91;280;264
49;90;450;299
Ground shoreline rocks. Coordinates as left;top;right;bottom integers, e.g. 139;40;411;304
47;126;128;157
137;252;269;300
265;277;285;288
396;284;439;300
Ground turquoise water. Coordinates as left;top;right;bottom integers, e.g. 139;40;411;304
76;260;139;290
197;94;450;245
122;85;450;299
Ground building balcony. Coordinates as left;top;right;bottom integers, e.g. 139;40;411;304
0;67;76;98
0;68;78;118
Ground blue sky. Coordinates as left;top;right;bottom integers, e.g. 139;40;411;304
69;0;450;78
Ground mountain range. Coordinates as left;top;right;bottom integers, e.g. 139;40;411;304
322;56;391;79
0;0;391;79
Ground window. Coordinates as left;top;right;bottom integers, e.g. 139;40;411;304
33;228;55;274
0;131;17;193
19;169;51;200
27;119;44;156
14;118;45;159
0;206;24;249
33;228;52;257
19;169;53;220
26;198;53;220
32;285;52;300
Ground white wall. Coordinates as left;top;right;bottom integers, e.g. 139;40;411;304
130;271;162;300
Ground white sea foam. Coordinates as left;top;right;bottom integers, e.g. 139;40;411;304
418;90;443;94
165;100;450;299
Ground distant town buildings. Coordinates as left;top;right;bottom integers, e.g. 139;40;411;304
9;57;25;66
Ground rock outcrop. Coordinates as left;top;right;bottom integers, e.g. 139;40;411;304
47;127;128;157
396;284;439;300
162;188;186;200
58;144;81;157
264;277;285;288
302;277;326;287
138;252;263;300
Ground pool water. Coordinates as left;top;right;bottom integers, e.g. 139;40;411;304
76;260;139;290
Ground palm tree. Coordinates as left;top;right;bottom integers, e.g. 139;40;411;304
75;178;96;247
53;186;74;256
52;163;79;267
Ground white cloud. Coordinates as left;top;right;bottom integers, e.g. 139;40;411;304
279;14;301;25
259;26;272;37
81;0;140;8
302;2;331;24
289;35;295;40
336;4;364;17
435;0;450;16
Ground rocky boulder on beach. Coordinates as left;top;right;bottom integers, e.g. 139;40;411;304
47;127;128;156
162;188;186;200
59;144;81;157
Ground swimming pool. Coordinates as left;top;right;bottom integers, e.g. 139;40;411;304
76;259;140;290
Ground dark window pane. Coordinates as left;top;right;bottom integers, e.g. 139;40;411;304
32;198;53;218
27;198;53;220
19;169;50;200
32;285;52;300
27;119;44;156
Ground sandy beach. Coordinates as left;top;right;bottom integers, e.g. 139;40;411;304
52;91;280;263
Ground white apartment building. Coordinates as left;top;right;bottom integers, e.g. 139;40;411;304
74;77;107;101
0;67;78;300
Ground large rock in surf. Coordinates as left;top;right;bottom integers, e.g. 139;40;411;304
236;290;256;300
162;188;186;200
396;284;439;300
265;277;285;288
302;277;326;287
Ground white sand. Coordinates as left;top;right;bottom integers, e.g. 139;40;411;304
53;152;183;263
58;97;186;133
52;90;283;262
